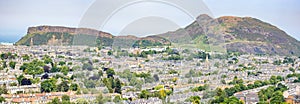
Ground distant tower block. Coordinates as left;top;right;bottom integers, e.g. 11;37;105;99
206;54;209;63
205;54;210;70
30;38;33;46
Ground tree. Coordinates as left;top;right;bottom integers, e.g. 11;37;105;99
50;62;60;72
211;88;227;103
41;74;49;79
139;90;150;99
187;96;201;104
107;50;113;56
17;74;25;85
115;78;122;94
98;70;103;77
84;79;96;88
2;61;7;68
221;79;226;84
57;81;69;92
82;63;93;71
95;93;104;104
0;96;5;103
76;98;88;104
158;89;167;100
43;65;50;73
42;55;51;64
9;61;16;69
192;84;208;92
60;66;69;75
0;85;7;95
113;95;122;103
70;83;79;91
48;97;60;104
270;91;284;104
129;77;143;89
22;54;30;61
41;79;56;92
24;60;45;77
254;80;263;88
153;74;159;81
106;68;115;78
21;78;32;85
58;61;66;66
289;67;295;73
223;96;243;104
62;94;71;104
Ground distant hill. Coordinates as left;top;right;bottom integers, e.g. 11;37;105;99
15;26;171;47
16;14;300;55
158;14;300;56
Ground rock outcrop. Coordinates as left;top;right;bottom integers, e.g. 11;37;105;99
16;26;170;47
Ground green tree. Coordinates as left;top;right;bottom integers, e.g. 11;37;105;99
0;85;8;95
70;83;79;91
43;55;52;64
48;97;60;104
129;77;143;89
84;79;96;88
115;78;122;94
289;67;295;73
57;81;69;92
62;94;71;104
113;95;122;103
76;98;89;104
98;70;103;77
82;63;93;71
51;64;60;73
16;74;25;85
192;84;208;92
41;79;56;92
59;61;66;66
0;96;5;103
107;50;113;56
9;61;16;69
2;61;7;68
221;79;226;84
223;96;243;104
270;91;284;104
187;96;201;104
211;88;227;103
95;93;104;104
22;54;30;61
60;66;69;75
106;68;115;78
139;90;150;99
24;60;45;77
158;89;167;100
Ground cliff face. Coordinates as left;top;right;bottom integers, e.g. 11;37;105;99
16;26;170;47
27;26;113;38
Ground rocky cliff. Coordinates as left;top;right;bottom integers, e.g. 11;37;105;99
27;26;113;38
16;26;170;47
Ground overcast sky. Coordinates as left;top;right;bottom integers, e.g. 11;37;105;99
0;0;299;42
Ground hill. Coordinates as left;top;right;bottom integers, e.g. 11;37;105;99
15;26;171;47
158;14;300;56
16;14;300;55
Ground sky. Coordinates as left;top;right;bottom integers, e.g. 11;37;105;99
0;0;299;42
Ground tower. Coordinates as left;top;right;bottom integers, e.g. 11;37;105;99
206;54;209;63
30;38;33;46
